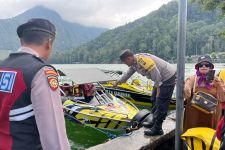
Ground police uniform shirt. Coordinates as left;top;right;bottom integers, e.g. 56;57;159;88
118;53;176;87
18;47;70;150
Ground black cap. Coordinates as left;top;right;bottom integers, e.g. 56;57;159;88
17;18;56;38
195;55;214;69
119;49;134;61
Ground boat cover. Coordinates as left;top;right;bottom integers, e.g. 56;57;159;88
58;68;115;84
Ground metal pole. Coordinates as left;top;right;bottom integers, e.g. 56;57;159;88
175;0;187;149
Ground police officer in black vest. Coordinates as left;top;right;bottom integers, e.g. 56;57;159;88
0;18;70;150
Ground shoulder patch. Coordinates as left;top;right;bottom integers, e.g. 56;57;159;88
47;75;59;91
44;67;58;77
0;70;17;93
44;67;59;91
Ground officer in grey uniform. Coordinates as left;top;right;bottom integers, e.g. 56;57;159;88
114;49;176;136
0;18;70;149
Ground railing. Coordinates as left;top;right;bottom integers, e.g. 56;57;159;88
114;94;139;112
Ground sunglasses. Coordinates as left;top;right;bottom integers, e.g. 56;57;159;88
198;63;210;68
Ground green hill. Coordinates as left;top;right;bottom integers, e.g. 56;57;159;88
52;1;225;63
0;6;107;52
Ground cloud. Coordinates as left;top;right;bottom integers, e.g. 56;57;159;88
0;0;172;28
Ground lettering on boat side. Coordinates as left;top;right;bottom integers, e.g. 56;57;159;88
106;90;131;98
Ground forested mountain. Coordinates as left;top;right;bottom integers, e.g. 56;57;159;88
0;6;107;51
52;1;225;63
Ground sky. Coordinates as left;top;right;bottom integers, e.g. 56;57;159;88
0;0;173;28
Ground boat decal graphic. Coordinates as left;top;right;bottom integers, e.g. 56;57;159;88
104;120;112;128
106;90;131;97
72;111;78;117
82;119;108;125
95;118;103;127
111;114;117;119
114;121;122;129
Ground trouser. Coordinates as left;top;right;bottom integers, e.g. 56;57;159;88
151;74;176;126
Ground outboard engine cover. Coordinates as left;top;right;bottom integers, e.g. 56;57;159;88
129;109;151;128
141;113;153;125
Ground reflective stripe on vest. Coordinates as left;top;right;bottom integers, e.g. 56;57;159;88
9;104;34;121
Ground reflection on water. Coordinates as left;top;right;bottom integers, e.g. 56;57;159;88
66;119;110;150
66;119;124;150
55;63;225;149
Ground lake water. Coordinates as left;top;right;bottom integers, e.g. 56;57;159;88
54;63;225;80
54;63;225;150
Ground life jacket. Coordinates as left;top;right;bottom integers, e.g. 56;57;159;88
82;83;95;97
181;127;220;150
219;69;225;82
60;83;70;96
0;53;51;150
71;85;81;96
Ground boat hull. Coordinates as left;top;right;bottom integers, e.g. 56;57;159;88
65;110;130;130
104;87;176;108
105;87;151;106
63;100;138;131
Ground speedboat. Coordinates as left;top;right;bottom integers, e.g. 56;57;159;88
101;70;176;108
58;68;148;131
101;70;153;107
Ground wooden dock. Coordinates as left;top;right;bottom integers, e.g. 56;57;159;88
87;111;176;150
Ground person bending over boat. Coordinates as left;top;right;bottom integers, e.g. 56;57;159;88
113;49;176;136
184;55;225;132
0;19;70;150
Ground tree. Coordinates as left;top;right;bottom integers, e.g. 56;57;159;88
191;0;225;40
51;1;225;64
191;0;225;14
210;52;217;59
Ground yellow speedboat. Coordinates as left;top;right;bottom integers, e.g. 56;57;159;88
62;91;138;130
58;68;147;131
101;70;176;108
102;81;153;107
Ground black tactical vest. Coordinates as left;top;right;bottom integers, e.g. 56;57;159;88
0;52;50;150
